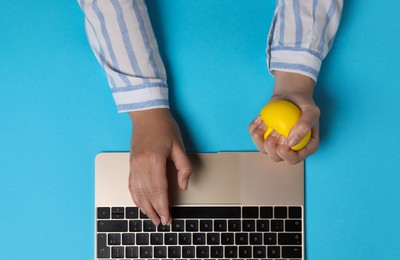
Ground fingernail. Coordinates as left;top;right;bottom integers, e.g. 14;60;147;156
161;216;168;226
288;135;300;147
279;136;286;145
257;123;266;130
270;130;278;137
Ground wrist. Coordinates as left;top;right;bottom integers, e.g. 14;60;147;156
273;71;315;98
129;108;171;126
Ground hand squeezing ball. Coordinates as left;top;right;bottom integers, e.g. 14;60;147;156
260;100;311;151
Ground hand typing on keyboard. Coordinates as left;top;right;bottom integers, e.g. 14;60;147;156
128;109;193;226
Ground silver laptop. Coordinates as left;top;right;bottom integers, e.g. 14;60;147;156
95;152;304;259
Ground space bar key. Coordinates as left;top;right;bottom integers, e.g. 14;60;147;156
171;206;241;218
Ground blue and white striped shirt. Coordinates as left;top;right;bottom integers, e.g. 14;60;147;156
79;0;343;113
268;0;343;81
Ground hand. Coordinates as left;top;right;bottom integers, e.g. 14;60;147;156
248;71;320;164
128;108;192;225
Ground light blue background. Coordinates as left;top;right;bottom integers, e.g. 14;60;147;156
1;0;399;259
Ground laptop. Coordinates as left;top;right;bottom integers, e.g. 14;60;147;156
95;152;304;259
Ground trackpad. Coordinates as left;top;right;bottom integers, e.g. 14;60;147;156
168;153;241;205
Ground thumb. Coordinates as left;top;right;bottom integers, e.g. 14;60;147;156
170;144;192;191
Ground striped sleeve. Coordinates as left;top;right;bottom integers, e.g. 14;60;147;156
78;0;168;113
267;0;343;82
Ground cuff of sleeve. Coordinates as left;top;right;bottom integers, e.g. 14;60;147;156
111;81;169;113
268;48;322;83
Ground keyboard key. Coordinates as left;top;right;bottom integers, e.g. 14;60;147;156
140;246;152;258
253;246;267;258
97;233;110;258
225;246;238;258
286;219;302;231
243;220;256;231
239;246;252;258
242;206;258;218
228;220;241;231
207;233;220;245
129;220;142;232
257;219;269;231
165;233;178;245
157;224;171;232
125;246;138;258
278;233;302;245
271;219;284;231
211;246;223;258
111;246;124;258
108;233;120;245
186;220;198;231
289;206;302;218
126;207;139;219
97;220;127;232
179;233;191;245
144;220;157;232
97;207;110;219
168;246;181;258
150;233;163;245
196;246;209;258
182;246;195;258
154;246;167;258
268;246;281;258
171;206;241;218
136;233;149;245
111;207;124;219
214;220;227;231
235;233;248;245
193;233;206;245
264;233;277;245
171;220;184;231
221;233;234;245
282;246;302;258
122;233;135;245
274;206;288;218
250;233;263;245
200;220;213;231
260;206;273;218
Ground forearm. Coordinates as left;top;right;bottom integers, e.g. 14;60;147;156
268;0;343;82
79;0;169;112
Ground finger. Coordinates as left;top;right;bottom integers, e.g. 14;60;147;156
129;153;170;226
139;197;160;225
170;144;192;192
296;124;320;160
288;105;320;147
148;157;171;226
128;169;160;225
276;136;302;165
248;116;267;153
264;131;283;162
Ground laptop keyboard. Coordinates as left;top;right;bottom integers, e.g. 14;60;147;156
96;206;303;259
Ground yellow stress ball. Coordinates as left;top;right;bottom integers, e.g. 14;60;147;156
260;100;311;151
